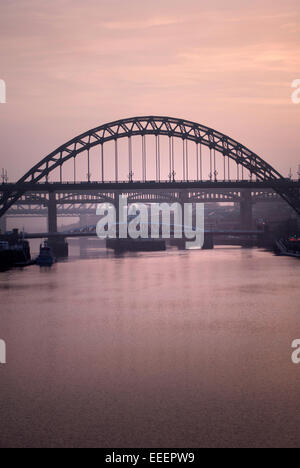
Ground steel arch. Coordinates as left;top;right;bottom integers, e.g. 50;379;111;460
16;116;285;183
0;115;299;217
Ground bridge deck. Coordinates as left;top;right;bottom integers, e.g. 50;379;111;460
1;180;300;193
22;230;264;239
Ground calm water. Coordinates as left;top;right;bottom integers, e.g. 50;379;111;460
0;246;299;448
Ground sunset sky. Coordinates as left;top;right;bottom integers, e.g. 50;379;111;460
0;0;300;180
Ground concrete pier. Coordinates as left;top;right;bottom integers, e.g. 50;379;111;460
240;191;253;230
48;192;58;233
48;237;69;258
0;215;7;234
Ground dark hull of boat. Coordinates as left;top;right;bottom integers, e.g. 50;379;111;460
36;258;55;267
0;248;31;270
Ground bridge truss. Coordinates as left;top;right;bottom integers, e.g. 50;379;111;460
1;116;300;218
4;188;285;218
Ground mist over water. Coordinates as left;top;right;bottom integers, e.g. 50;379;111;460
0;247;299;448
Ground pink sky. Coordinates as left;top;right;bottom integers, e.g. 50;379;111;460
0;0;300;181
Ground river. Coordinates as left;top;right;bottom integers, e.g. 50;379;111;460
0;245;299;447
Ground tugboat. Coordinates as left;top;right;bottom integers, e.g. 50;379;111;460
36;241;55;267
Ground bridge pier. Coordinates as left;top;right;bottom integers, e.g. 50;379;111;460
79;237;87;256
79;213;89;228
48;192;58;233
180;190;188;240
203;232;214;249
47;192;68;257
114;191;121;238
0;215;7;234
240;191;253;230
170;191;188;249
48;237;69;258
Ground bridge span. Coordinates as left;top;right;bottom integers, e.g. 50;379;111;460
1;116;300;238
22;229;264;240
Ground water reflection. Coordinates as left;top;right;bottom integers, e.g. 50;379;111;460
0;247;299;447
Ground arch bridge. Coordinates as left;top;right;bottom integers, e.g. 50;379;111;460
1;116;299;233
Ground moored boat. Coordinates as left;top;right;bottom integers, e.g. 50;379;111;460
275;236;300;258
0;236;31;270
36;242;55;267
